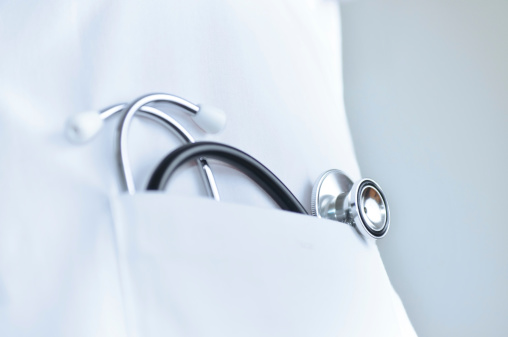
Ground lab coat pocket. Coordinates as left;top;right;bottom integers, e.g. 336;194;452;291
110;193;410;337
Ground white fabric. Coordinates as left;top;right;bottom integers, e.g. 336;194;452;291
112;195;415;337
0;0;416;336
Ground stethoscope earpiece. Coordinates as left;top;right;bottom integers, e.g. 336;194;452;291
66;97;223;200
65;93;387;230
65;99;227;144
311;169;389;239
65;110;103;143
194;104;227;134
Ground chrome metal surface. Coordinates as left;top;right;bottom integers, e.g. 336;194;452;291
359;185;386;232
352;179;389;239
311;169;353;222
99;99;219;200
117;94;200;195
311;169;389;240
99;104;125;120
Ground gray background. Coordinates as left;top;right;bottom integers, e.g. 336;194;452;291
341;1;508;336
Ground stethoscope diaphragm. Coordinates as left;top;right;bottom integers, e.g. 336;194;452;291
66;92;390;240
311;169;390;239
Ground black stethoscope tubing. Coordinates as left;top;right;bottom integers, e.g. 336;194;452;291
147;141;308;215
66;92;389;239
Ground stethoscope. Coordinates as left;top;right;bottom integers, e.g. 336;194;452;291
66;93;389;240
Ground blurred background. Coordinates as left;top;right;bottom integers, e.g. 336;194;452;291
340;1;508;336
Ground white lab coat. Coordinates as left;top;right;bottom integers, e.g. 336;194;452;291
0;1;416;336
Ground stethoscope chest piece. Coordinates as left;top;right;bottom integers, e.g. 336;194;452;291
311;169;390;239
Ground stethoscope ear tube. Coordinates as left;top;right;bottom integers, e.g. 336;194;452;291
147;142;308;215
116;93;225;197
67;92;389;237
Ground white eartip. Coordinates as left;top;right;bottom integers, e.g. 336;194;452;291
194;104;227;134
65;110;104;143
